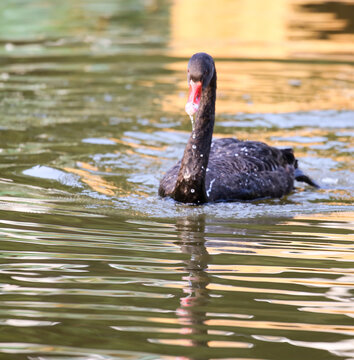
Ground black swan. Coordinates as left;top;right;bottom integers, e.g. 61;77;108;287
159;52;318;204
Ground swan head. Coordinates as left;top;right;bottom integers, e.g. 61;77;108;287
185;52;215;117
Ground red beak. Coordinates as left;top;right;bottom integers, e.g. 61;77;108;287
185;80;202;116
188;80;202;106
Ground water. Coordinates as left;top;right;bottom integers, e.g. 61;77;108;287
0;0;354;359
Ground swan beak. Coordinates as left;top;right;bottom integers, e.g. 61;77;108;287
185;80;202;116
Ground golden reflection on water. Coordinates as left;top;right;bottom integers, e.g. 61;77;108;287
207;244;354;261
162;61;354;114
293;211;354;224
205;318;354;335
149;338;252;348
64;166;117;196
206;283;319;296
169;0;354;60
218;275;354;289
208;264;354;276
165;0;354;113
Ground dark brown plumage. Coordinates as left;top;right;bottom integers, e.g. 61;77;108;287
159;53;318;204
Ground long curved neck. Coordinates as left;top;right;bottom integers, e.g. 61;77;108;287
173;72;216;204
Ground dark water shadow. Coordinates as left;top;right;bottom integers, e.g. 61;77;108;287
293;1;354;39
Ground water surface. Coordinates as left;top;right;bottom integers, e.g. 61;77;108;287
0;1;353;359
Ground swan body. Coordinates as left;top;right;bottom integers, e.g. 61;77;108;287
159;53;318;204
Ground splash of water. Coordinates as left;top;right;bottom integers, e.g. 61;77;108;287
189;114;195;130
185;101;198;130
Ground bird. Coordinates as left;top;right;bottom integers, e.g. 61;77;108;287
159;52;318;204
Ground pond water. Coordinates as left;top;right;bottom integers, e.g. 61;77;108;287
0;0;353;359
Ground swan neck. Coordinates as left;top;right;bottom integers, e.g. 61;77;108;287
173;72;216;204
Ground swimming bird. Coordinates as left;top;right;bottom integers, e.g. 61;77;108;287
159;52;318;204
